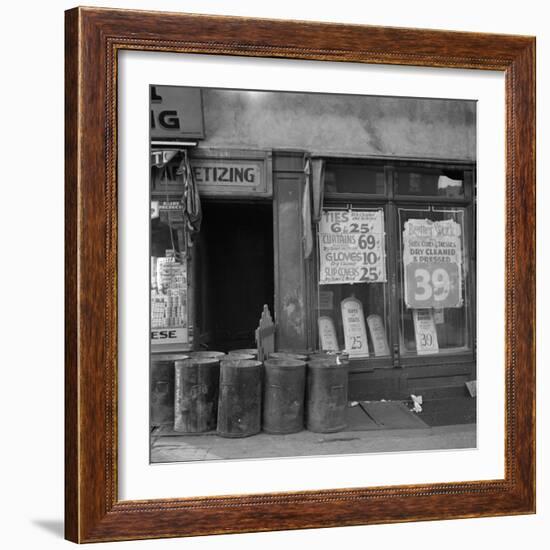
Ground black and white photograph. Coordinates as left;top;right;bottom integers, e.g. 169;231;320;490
149;86;477;463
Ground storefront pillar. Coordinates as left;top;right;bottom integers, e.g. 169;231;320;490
272;151;310;351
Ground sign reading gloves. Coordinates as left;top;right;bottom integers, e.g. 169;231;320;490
318;209;386;285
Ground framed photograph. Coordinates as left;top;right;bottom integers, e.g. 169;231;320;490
65;7;535;543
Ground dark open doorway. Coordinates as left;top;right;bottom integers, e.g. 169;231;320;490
196;201;274;351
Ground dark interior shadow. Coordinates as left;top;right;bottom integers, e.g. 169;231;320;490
31;519;64;538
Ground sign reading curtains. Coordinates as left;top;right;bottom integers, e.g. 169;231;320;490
318;210;387;284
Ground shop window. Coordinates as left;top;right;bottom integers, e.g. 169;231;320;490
315;161;475;366
397;207;471;356
150;208;190;348
316;206;391;359
396;168;464;198
324;163;385;195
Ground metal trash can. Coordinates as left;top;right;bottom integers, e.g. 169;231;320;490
217;359;263;438
225;352;255;361
263;358;306;434
173;357;220;433
269;351;308;361
307;352;349;365
150;353;189;427
228;348;258;359
188;350;226;360
306;360;349;433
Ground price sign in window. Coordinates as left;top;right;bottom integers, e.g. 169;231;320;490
399;208;471;356
403;218;463;309
341;297;370;358
318;209;386;285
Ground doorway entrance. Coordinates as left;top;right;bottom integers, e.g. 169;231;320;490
196;201;274;351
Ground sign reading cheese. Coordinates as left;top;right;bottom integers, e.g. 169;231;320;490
318;209;386;285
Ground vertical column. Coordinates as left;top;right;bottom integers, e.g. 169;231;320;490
272;151;309;351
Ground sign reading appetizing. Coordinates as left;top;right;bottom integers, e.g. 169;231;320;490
189;155;271;197
403;218;463;309
318;209;386;285
192;161;260;186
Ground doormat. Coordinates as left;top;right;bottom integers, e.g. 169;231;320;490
344;404;381;431
416;396;476;427
358;401;429;430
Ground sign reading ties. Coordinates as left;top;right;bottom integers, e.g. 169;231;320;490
318;210;386;285
403;218;463;309
341;297;369;358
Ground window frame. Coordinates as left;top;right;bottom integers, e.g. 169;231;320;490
314;157;476;371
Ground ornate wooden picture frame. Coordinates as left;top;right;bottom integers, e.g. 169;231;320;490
65;7;535;543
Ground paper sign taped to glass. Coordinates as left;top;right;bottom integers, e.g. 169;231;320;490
341;297;370;358
318;209;386;285
403;218;463;309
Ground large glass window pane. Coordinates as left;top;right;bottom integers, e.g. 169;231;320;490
396;168;464;198
325;163;386;195
397;206;471;356
316;207;390;358
150;204;190;347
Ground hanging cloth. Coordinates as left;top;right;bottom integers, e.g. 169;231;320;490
302;158;313;259
176;149;202;247
311;158;325;223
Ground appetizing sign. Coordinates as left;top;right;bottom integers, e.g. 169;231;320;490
190;157;271;197
192;160;260;186
341;297;369;358
318;209;386;285
403;218;463;309
413;309;439;355
318;316;339;351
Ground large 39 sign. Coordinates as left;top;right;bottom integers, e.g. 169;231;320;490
403;218;463;309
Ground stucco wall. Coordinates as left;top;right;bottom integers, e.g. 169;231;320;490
200;89;476;161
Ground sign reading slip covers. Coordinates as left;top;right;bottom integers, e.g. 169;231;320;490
319;210;386;285
403;218;463;309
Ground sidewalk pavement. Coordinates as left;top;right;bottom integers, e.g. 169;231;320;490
150;422;476;463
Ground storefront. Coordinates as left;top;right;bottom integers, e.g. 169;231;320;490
150;86;476;403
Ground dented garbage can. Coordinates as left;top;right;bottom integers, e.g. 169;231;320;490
306;360;349;433
150;353;189;427
269;351;308;361
173;357;220;433
188;350;226;360
263;358;306;434
225;352;255;361
217;359;263;438
228;348;258;359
